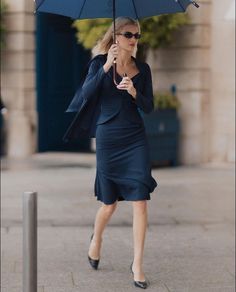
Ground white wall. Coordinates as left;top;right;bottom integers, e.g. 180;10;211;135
149;0;235;164
1;0;37;157
209;0;235;162
148;0;212;165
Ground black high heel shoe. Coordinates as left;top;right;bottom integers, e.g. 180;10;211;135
130;262;149;289
88;234;100;270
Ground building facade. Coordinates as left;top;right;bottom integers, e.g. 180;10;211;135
1;0;235;164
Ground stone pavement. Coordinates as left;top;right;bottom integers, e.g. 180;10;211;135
1;153;235;292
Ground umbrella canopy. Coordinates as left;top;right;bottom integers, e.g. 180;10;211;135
35;0;199;20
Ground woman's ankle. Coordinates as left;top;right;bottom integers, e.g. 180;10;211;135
132;260;143;271
92;233;103;243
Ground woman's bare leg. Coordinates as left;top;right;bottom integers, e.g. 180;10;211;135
88;201;118;259
132;200;148;281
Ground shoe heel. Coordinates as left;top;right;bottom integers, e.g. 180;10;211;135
130;262;134;274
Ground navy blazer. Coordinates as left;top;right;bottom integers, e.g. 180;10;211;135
63;54;154;142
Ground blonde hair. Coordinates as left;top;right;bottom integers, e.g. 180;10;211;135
92;17;140;57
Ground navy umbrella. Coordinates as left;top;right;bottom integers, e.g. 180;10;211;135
34;0;199;83
35;0;199;20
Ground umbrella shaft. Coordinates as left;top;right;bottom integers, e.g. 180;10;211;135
113;0;116;43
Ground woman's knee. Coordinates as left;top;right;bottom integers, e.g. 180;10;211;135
101;201;117;216
133;200;147;214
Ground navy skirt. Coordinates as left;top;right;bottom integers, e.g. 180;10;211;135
94;111;158;205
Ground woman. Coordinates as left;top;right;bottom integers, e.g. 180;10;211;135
79;17;158;289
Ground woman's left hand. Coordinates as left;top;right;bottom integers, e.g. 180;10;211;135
117;77;137;98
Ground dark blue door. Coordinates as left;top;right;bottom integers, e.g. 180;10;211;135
36;13;90;152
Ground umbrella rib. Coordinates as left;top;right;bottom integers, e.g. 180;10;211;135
176;0;186;12
77;0;88;19
131;0;139;19
35;0;46;10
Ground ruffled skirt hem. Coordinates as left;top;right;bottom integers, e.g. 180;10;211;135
94;170;157;205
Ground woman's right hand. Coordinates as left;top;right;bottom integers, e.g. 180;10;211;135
103;44;119;72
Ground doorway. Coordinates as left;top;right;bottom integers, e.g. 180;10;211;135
36;13;90;152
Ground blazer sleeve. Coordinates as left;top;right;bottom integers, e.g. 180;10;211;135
133;63;154;114
81;57;106;102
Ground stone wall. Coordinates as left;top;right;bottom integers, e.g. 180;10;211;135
209;0;235;162
147;0;212;165
1;0;36;157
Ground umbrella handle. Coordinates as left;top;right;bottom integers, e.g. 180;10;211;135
113;59;119;86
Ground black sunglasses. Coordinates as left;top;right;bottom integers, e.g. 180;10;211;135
116;31;141;39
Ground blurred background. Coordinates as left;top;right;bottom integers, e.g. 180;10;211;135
1;2;235;291
0;0;235;166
